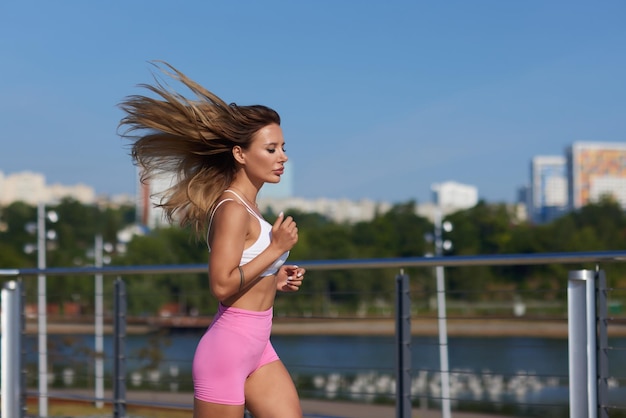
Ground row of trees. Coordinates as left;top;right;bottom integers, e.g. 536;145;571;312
1;197;625;316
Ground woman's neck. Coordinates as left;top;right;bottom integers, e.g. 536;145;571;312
228;184;258;207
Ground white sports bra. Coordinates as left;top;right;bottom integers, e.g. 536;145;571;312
207;189;289;277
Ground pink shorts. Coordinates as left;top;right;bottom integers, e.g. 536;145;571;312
192;303;280;405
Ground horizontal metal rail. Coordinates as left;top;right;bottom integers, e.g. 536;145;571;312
2;250;626;277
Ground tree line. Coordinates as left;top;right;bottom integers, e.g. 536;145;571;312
1;197;625;317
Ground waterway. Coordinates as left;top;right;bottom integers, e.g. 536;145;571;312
21;332;626;416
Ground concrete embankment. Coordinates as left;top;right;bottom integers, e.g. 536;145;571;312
25;316;626;337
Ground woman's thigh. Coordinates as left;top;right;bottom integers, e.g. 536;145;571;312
193;397;245;418
245;360;302;418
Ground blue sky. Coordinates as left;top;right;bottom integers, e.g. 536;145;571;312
1;1;625;205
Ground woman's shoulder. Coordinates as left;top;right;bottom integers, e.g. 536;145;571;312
207;198;251;246
213;196;246;216
210;198;250;236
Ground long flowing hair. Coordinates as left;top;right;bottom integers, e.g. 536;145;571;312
118;61;280;237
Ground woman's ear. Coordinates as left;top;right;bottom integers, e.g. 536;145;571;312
232;145;245;165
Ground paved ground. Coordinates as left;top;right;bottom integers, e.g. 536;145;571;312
300;398;512;418
45;389;514;418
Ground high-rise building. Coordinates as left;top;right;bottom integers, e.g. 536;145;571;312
529;156;568;223
566;142;626;210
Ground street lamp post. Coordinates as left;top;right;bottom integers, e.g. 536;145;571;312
90;234;117;409
35;202;57;418
434;207;452;418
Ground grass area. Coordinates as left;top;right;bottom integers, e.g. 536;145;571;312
26;399;192;418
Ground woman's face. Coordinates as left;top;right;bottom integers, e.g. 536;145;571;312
241;123;288;185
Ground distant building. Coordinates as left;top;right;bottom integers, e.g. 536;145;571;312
47;182;96;204
529;156;568;223
566;142;626;210
258;196;392;224
0;170;95;206
136;168;174;229
431;181;478;211
516;184;530;208
0;171;46;206
515;185;530;223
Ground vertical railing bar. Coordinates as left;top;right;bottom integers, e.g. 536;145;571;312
94;235;105;409
2;280;24;418
586;270;598;418
21;278;27;418
435;265;451;418
395;269;411;418
596;269;609;418
113;277;127;418
568;270;589;418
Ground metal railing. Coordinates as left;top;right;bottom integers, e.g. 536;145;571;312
2;249;626;418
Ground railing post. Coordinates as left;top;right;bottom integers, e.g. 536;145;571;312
21;279;27;418
586;270;598;418
435;265;451;418
113;277;127;418
568;269;597;418
94;235;105;409
596;270;609;418
395;269;411;418
2;280;24;418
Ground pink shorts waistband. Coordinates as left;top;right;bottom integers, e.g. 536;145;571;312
218;303;273;317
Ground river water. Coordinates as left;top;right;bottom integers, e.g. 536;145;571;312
23;333;626;415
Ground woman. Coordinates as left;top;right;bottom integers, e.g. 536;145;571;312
118;62;305;418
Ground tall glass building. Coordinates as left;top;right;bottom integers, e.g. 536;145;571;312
530;156;568;223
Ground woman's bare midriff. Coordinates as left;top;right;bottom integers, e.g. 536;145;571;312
223;273;277;311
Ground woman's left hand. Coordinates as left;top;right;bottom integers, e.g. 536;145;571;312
277;265;305;292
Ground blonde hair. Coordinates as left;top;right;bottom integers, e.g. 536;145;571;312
118;61;280;237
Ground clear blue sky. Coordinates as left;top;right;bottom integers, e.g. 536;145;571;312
1;1;625;204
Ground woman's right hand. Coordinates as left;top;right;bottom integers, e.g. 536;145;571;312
271;212;298;252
